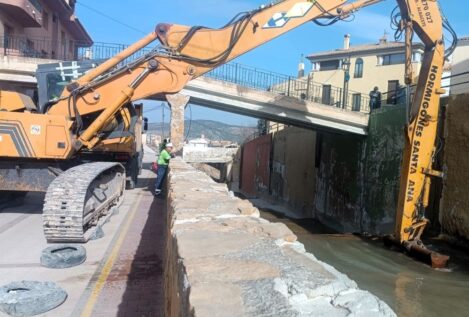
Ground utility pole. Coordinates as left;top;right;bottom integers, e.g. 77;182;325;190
342;58;351;109
161;102;165;139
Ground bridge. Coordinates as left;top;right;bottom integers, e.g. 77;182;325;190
1;40;370;136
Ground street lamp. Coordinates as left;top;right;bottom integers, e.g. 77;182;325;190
342;58;351;109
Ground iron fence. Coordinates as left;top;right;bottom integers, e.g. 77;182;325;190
0;36;154;64
207;63;371;113
77;42;154;64
0;36;372;112
1;36;88;60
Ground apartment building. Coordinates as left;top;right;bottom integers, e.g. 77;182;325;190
307;34;424;110
0;0;92;92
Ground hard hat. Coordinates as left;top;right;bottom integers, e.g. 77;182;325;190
166;143;174;147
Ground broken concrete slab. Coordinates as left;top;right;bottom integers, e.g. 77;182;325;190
164;158;396;317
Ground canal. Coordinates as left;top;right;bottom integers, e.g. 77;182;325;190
260;210;469;317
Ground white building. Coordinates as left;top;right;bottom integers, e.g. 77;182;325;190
186;135;209;150
449;37;469;96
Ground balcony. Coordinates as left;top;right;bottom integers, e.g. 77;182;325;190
0;0;42;27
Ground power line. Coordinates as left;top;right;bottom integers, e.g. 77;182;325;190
442;80;469;89
77;1;147;35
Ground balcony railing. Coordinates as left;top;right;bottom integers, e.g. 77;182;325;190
0;36;154;64
1;36;90;60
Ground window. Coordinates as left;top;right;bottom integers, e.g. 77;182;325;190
352;93;362;111
52;14;58;23
387;80;399;104
319;60;341;71
354;58;364;78
381;53;406;65
3;24;13;49
42;11;49;30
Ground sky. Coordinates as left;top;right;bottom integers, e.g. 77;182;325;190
75;0;466;127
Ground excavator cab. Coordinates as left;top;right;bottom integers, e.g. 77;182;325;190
35;60;145;190
36;60;103;113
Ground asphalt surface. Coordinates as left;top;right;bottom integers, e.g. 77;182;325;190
0;147;165;317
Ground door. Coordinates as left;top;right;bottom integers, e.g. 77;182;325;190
387;80;399;104
352;93;362;111
51;14;59;58
322;85;331;105
3;24;13;55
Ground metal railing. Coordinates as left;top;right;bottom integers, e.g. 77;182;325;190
206;63;371;113
1;36;89;60
77;42;154;63
0;36;372;112
0;36;154;63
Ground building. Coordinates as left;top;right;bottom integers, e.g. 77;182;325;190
0;0;92;94
186;135;209;150
307;34;425;111
449;37;469;96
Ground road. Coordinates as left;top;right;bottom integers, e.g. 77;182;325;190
0;147;165;317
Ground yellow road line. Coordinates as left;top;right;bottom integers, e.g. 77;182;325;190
80;193;144;317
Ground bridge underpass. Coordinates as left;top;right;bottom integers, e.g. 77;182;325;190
145;62;371;142
181;76;369;135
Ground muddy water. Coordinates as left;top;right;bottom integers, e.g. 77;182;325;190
260;211;469;317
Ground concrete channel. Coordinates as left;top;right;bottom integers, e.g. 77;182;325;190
0;147;431;317
259;210;469;317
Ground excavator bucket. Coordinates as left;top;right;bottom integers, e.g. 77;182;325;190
383;235;450;269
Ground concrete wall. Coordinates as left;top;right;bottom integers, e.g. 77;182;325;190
270;127;317;218
314;105;406;234
164;158;395;317
441;94;469;240
183;146;238;163
240;134;272;197
237;106;405;234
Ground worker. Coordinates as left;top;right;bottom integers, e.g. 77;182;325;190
159;138;170;152
154;142;173;196
369;86;382;110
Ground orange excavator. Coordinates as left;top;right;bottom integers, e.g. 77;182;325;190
0;0;453;266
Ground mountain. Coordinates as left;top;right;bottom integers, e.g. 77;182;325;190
147;120;257;144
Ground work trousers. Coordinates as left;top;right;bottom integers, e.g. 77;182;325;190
155;165;168;191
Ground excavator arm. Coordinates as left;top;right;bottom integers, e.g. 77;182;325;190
389;0;449;267
0;0;452;259
46;0;381;150
47;0;451;264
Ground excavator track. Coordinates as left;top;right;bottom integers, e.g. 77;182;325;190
43;162;126;243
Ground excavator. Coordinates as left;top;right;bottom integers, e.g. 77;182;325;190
0;0;453;266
